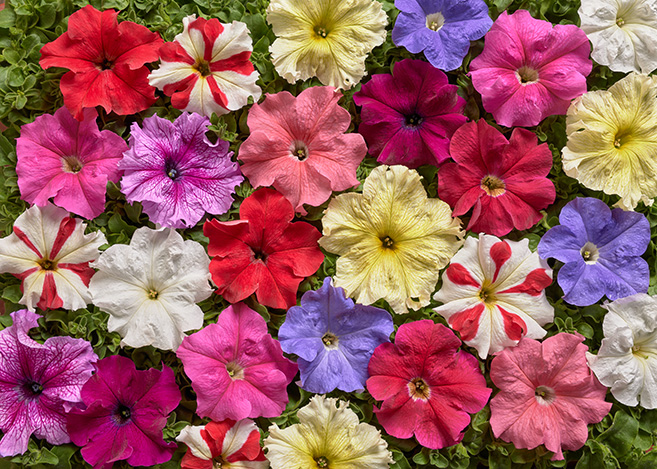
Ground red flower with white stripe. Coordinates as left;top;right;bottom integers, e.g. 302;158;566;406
0;204;106;311
433;234;554;358
148;15;261;117
177;419;268;469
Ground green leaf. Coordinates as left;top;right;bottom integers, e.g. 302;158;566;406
598;410;640;457
0;8;16;28
2;284;22;304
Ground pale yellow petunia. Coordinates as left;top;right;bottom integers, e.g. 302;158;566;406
563;72;657;209
319;165;464;315
264;395;392;469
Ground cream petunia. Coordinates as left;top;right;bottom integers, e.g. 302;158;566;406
266;0;388;89
562;73;657;209
264;395;392;469
319;165;464;314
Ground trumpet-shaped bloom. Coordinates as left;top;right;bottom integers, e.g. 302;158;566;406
177;303;298;421
490;333;611;460
434;235;553;358
579;0;657;74
0;309;96;456
562;73;657;209
40;5;162;119
148;15;261;117
238;86;366;214
470;10;592;127
16;107;126;220
438;119;555;236
353;59;467;168
0;204;106;311
319;165;463;314
264;395;393;468
266;0;388;89
89;227;213;351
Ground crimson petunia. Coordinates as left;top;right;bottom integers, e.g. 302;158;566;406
40;5;163;120
203;188;324;309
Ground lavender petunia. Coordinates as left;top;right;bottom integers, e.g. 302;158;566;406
120;112;244;229
279;277;394;393
538;197;650;306
0;309;97;456
392;0;493;71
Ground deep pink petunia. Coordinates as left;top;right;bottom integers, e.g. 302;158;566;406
353;59;467;168
16;106;126;219
489;333;611;460
238;86;366;214
40;5;163;120
469;10;592;127
438;119;555;236
177;303;298;421
367;320;491;449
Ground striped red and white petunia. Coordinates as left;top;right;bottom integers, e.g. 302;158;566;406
148;15;261;117
177;419;268;469
0;204;105;311
433;234;554;358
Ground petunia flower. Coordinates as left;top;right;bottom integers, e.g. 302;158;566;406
538;197;650;307
266;0;388;89
579;0;657;74
367;320;491;449
177;419;268;469
490;333;611;460
469;10;592;128
587;294;657;409
434;235;553;358
148;15;261;117
67;355;181;469
0;204;106;311
392;0;492;71
264;395;393;468
278;277;394;393
204;188;324;310
89;226;212;351
319;165;463;315
177;303;298;421
0;309;96;456
40;5;163;120
562;73;657;210
16;107;126;220
119;112;243;228
353;59;467;168
438;119;556;236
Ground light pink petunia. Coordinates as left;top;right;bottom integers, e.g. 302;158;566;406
177;302;298;421
16;107;126;220
469;10;592;128
238;86;367;214
490;333;611;460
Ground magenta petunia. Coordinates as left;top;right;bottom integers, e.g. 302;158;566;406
469;10;592;128
0;309;97;456
353;59;466;168
177;302;298;421
16;107;126;220
119;112;243;228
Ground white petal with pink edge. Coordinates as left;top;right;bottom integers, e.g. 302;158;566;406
176;425;213;459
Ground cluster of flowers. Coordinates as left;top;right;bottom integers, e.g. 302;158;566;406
1;0;657;467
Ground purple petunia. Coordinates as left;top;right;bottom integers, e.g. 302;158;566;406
538;197;650;306
278;277;394;393
119;112;244;228
392;0;492;71
0;309;97;456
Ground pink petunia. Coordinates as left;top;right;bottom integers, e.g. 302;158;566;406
490;333;611;460
177;302;298;421
469;10;591;128
238;86;367;214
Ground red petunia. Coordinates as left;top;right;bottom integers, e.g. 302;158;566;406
438;119;555;237
203;188;324;309
40;5;163;120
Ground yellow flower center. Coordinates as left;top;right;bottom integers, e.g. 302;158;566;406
426;12;445;31
38;258;57;271
314;26;329;38
616;17;625;26
212;456;228;469
147;289;159;300
316;456;329;468
478;283;497;305
516;65;539;85
380;236;395;249
480;175;506;197
61;156;83;174
322;332;339;349
226;361;245;380
194;59;212;77
408;377;431;400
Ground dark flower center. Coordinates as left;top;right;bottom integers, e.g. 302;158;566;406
380;236;395;249
478;283;496;305
314;25;329;38
534;385;556;405
38;258;57;271
195;60;212;77
96;57;114;71
252;249;267;262
516;65;539;84
290;140;309;161
408;377;431;400
404;113;424;128
322;332;339;348
315;456;329;468
212;455;229;468
25;381;43;397
480;175;506;197
147;289;159;300
165;160;181;181
115;404;132;424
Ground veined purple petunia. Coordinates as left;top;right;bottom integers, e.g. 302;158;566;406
119;112;243;229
